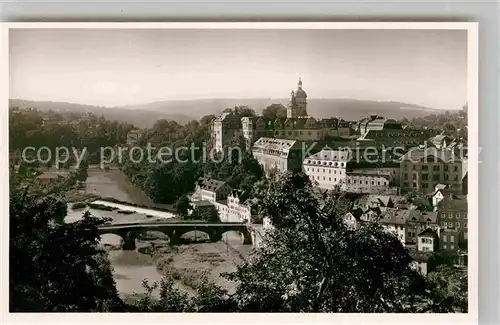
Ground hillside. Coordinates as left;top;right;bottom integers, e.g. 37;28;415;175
120;98;444;121
9;99;193;128
10;98;445;128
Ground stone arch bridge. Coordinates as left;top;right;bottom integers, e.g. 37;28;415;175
98;221;252;250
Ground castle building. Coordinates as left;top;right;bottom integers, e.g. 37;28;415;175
211;111;242;152
213;78;355;152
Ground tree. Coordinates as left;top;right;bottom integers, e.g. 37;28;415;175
426;266;468;313
262;104;287;120
175;194;191;216
192;205;220;222
225;172;430;312
9;185;124;312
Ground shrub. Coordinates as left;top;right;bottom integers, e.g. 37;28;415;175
71;202;87;210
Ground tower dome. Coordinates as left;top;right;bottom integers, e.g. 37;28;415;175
295;77;307;98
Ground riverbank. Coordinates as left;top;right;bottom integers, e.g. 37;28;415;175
149;241;252;293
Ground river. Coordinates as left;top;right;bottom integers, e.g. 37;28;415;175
67;168;247;300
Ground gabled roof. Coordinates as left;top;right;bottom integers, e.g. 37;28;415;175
417;228;437;238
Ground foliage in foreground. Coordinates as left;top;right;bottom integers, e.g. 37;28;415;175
9;172;467;313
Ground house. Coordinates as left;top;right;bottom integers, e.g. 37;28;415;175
226;190;255;223
436;190;468;249
194;177;232;203
405;210;438;245
410;250;433;276
377;208;412;244
417;228;439;253
439;228;460;252
431;184;449;207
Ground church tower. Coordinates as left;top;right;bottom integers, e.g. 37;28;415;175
287;90;298;118
294;78;308;117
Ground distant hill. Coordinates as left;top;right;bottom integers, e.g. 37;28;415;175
120;98;444;121
9;99;193;128
10;98;444;128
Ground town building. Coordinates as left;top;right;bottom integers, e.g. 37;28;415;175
408;228;439;276
417;228;439;253
355;114;438;148
194;177;232;203
378;208;411;244
302;149;350;188
190;177;255;223
405;210;439;245
439;228;460;252
435;189;468;251
252;137;308;175
410;250;433;276
399;146;466;194
302;149;399;194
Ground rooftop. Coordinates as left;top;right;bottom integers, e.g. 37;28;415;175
197;177;228;192
400;146;463;163
305;149;351;162
417;228;438;237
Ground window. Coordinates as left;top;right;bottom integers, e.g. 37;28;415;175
464;213;467;219
433;165;440;172
441;221;447;227
454;165;458;172
377;181;380;185
323;177;325;181
444;165;449;172
450;244;455;250
422;174;428;181
329;177;331;181
413;174;417;180
456;213;460;219
450;235;455;242
422;165;428;171
404;173;408;179
448;212;453;219
456;222;460;228
433;174;440;181
448;222;454;228
464;223;467;228
422;182;428;188
288;131;292;136
442;234;447;242
443;244;447;249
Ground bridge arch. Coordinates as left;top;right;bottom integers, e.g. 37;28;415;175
178;229;211;244
219;230;252;245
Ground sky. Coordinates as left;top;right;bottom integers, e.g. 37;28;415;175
10;28;468;110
